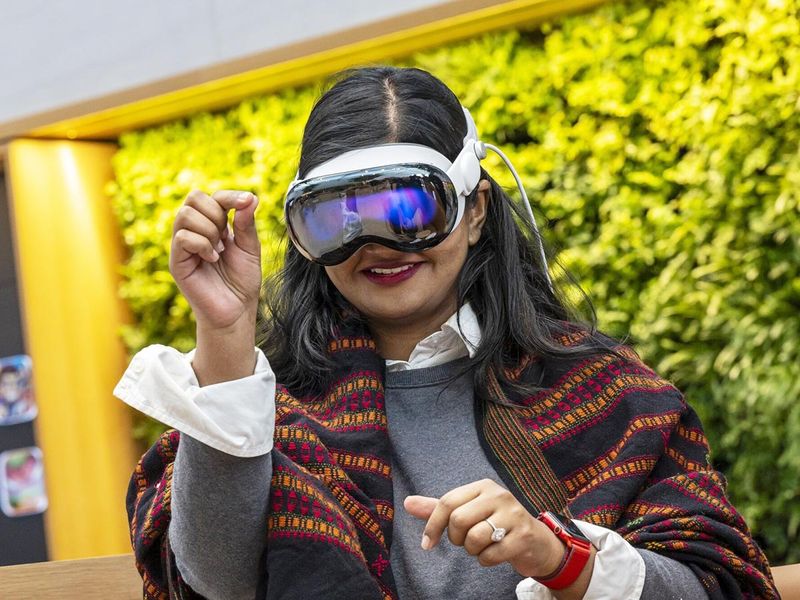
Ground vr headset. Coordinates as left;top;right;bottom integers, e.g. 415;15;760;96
284;107;552;289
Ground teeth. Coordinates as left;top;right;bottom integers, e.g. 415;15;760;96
369;264;414;275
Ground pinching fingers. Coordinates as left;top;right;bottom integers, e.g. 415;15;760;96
421;481;486;550
180;190;227;233
210;189;256;212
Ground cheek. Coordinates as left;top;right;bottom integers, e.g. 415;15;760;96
430;227;470;273
323;262;357;296
323;255;381;315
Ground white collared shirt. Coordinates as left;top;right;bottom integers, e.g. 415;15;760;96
385;303;482;371
113;303;644;600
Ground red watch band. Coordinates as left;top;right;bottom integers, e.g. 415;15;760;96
534;511;593;590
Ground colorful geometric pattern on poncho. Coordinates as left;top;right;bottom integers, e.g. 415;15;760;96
127;331;778;600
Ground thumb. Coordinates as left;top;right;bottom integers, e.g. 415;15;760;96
404;495;438;520
231;193;260;255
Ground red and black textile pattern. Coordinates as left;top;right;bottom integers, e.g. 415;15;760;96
127;329;779;599
484;334;778;599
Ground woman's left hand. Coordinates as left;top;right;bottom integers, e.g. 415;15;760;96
404;479;568;579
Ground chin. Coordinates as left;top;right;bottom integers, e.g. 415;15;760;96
363;303;422;323
357;294;431;322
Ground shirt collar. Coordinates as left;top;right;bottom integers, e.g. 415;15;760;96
385;303;482;372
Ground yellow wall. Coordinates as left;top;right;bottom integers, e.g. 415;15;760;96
5;139;137;559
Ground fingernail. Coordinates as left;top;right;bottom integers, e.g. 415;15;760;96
239;192;252;201
210;250;219;261
216;241;225;253
421;535;431;550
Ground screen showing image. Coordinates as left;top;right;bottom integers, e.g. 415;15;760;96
0;355;37;426
0;446;48;517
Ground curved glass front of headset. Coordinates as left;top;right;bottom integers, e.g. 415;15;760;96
286;164;459;265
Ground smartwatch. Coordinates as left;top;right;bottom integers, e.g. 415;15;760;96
534;511;593;590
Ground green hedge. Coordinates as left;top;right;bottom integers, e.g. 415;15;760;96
109;0;800;564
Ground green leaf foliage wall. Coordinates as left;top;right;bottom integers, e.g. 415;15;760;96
109;0;800;563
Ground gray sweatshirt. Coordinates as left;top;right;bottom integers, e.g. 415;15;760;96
170;360;710;600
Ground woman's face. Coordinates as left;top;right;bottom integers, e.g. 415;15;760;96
324;181;490;332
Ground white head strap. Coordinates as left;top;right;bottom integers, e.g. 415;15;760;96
300;109;485;200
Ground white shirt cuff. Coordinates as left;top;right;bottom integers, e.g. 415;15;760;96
516;520;645;600
113;344;276;457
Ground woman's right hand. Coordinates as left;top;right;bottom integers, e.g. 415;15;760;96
169;190;262;384
170;189;261;330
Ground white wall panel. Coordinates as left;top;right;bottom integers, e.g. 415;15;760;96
0;0;446;125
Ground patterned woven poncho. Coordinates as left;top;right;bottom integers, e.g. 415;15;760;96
127;330;778;599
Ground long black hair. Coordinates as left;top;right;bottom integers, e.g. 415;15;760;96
259;66;620;400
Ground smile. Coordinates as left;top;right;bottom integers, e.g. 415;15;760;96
368;264;415;275
362;262;423;285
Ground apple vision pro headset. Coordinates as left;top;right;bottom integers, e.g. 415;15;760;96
284;107;553;292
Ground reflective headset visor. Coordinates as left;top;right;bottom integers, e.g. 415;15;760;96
285;162;459;266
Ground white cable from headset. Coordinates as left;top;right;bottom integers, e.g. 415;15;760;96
475;141;554;294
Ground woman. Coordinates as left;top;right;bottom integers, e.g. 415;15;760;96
117;67;778;599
